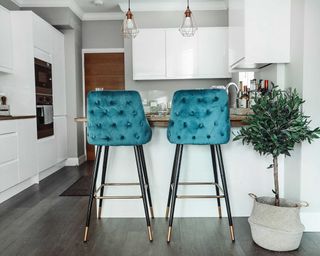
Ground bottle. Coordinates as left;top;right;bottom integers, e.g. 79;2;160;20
237;81;243;108
239;85;249;108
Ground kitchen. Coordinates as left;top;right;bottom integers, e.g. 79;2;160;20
0;0;320;255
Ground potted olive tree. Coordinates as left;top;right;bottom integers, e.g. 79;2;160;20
234;87;320;251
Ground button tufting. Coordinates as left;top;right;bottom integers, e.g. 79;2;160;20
214;121;218;126
119;110;124;115
199;123;204;128
103;109;108;115
189;110;195;116
175;111;180;116
111;123;117;128
132;110;137;116
207;135;211;139
181;97;186;103
197;98;202;103
183;122;187;128
220;132;225;137
90;110;94;114
95;100;100;105
177;135;181;140
170;121;175;127
140;121;144;126
126;100;132;105
213;96;219;102
127;122;132;127
135;134;140;139
220;107;225;112
206;109;211;115
120;135;125;140
105;136;111;141
109;100;115;105
96;123;102;128
192;136;196;140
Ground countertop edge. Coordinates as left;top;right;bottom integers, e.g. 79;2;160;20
0;115;36;121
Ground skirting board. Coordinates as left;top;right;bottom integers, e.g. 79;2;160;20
39;160;67;181
301;212;320;232
0;175;39;204
65;155;87;166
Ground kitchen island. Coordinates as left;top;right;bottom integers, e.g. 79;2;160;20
75;114;284;219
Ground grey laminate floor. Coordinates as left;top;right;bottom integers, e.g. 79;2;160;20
0;162;319;256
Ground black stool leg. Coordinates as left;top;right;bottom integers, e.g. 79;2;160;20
84;146;102;242
167;144;183;243
165;145;179;219
138;145;154;219
134;146;153;242
216;145;235;241
98;146;109;219
210;145;222;218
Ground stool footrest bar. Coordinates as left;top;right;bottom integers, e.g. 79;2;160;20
95;195;143;200
176;195;225;199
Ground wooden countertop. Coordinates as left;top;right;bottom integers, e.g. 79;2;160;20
146;115;247;128
0;115;36;121
75;114;248;127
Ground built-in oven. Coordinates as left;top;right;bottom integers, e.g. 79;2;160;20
34;58;52;95
35;58;54;139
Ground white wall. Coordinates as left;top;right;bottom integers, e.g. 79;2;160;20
299;0;320;231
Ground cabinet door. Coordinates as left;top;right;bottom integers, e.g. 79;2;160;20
198;27;231;78
166;29;198;79
0;6;13;73
37;136;57;172
17;119;38;181
132;29;166;80
228;0;245;67
33;14;53;55
54;116;68;163
52;30;67;116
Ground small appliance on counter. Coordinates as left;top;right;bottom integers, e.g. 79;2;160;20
0;93;10;116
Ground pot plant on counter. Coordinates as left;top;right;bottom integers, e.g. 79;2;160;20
234;87;320;252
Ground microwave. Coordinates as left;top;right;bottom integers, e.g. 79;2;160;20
34;58;52;95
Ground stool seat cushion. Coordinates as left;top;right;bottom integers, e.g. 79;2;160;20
87;90;152;146
167;89;230;145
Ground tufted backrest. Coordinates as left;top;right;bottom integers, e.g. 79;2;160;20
87;90;152;146
167;89;230;145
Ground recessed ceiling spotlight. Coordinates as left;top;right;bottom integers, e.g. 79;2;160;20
91;0;104;6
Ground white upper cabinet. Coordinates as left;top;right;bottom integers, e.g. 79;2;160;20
52;30;67;116
0;6;13;73
229;0;291;69
198;27;230;78
166;29;199;79
132;27;231;80
33;14;53;55
132;29;166;80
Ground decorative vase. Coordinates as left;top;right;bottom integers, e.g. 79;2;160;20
248;194;308;252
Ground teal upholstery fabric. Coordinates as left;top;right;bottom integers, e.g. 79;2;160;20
167;89;230;145
87;90;152;146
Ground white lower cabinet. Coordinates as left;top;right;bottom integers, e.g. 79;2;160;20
37;135;58;173
0;160;19;192
54;116;68;163
17;119;37;181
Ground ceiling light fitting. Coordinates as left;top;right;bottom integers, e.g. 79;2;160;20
179;0;198;37
122;0;139;39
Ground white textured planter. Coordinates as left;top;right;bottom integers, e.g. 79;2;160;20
248;194;308;252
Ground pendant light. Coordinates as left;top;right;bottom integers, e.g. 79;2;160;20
122;0;139;39
179;0;198;37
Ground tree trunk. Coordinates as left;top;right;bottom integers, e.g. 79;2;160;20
273;156;280;206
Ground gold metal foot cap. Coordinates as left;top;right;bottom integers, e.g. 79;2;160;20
147;226;153;242
229;225;235;241
83;226;89;242
167;226;172;243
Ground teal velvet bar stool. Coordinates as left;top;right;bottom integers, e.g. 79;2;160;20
84;90;154;242
165;89;235;242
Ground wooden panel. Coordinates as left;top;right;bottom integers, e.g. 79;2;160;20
84;52;125;160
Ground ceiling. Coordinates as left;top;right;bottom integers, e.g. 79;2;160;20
11;0;228;20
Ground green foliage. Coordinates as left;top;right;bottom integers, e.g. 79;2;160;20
234;87;320;158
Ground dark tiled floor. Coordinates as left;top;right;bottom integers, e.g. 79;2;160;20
0;162;319;256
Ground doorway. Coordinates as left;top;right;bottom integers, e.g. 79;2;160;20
83;50;125;160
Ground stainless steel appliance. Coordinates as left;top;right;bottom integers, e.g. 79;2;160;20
35;58;54;139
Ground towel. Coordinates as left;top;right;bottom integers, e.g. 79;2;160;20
43;105;53;124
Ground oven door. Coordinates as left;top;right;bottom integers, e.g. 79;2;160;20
36;105;54;139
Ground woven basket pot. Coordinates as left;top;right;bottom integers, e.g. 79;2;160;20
248;194;308;252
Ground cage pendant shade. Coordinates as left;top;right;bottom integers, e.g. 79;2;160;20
122;8;139;39
179;6;198;37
